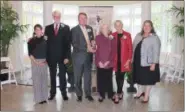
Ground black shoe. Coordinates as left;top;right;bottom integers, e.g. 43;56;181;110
113;95;119;104
48;95;55;100
68;87;75;93
118;93;123;100
134;92;145;99
77;96;82;102
98;98;104;102
39;100;47;104
62;93;69;101
86;96;94;101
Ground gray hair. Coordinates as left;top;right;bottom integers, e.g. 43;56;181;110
52;10;61;16
114;20;123;27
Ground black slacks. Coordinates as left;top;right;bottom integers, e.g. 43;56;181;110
97;67;113;98
115;71;125;94
48;60;67;96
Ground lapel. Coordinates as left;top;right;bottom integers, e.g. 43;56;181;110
51;23;55;35
78;25;84;38
52;23;62;37
85;25;91;40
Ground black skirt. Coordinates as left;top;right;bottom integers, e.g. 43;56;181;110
133;40;160;85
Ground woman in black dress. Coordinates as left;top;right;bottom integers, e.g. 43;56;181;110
132;20;161;103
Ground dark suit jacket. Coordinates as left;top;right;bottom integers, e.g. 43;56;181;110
71;24;94;62
44;23;71;64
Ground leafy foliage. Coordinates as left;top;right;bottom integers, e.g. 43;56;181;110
65;58;73;73
0;1;29;56
167;5;184;38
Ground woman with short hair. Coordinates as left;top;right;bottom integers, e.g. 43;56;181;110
95;24;116;102
112;20;133;104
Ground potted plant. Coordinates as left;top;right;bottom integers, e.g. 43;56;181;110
167;5;184;76
167;5;184;38
1;1;28;57
125;64;137;93
0;1;28;80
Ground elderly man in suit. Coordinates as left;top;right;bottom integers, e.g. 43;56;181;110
44;10;71;101
71;12;96;102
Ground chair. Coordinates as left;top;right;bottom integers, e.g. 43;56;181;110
159;52;169;78
172;55;184;83
164;53;182;82
0;57;17;89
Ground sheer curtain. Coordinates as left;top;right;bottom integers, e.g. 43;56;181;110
22;1;44;68
151;1;173;52
113;4;142;41
22;1;44;56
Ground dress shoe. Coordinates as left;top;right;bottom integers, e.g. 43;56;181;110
62;93;69;101
118;93;124;100
141;97;149;103
134;92;145;99
85;96;94;101
98;98;104;102
39;100;47;104
113;95;119;104
48;95;55;100
77;96;82;102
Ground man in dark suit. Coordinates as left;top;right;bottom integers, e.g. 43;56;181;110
71;12;96;102
44;10;71;101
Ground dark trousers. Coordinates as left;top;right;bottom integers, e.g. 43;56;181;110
97;67;113;98
66;71;74;87
115;71;125;94
48;61;67;96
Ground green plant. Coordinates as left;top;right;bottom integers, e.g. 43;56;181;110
167;5;184;38
0;1;29;57
65;58;73;73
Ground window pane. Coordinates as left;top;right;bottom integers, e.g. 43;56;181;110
115;8;130;16
134;7;141;15
133;17;141;26
63;6;79;16
122;18;130;26
22;1;43;56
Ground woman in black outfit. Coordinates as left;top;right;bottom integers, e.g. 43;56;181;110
28;24;48;104
132;20;161;103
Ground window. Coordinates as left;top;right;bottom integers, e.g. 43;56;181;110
151;1;173;52
113;4;142;41
22;1;43;56
52;4;79;29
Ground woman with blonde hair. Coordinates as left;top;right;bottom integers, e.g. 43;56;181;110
95;24;116;102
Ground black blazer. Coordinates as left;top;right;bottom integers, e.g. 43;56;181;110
44;23;71;63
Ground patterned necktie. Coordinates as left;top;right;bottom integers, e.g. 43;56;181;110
54;24;59;36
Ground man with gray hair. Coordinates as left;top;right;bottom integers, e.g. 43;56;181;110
44;10;71;101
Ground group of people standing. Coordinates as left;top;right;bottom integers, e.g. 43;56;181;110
27;10;161;105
